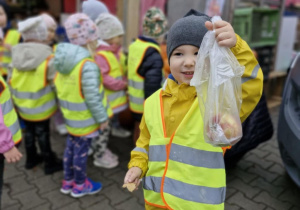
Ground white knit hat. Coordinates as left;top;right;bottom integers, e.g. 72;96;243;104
95;13;124;40
18;16;48;41
82;0;109;22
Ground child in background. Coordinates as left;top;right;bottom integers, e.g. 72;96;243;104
0;28;22;208
0;1;21;78
41;13;68;135
82;0;109;22
93;13;129;168
9;16;62;175
54;13;108;197
127;7;167;144
124;9;263;210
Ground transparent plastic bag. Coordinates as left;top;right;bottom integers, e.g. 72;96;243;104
190;16;245;147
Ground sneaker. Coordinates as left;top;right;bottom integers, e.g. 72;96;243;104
71;178;102;198
93;152;119;169
111;127;131;138
105;148;118;160
60;180;73;194
56;124;68;135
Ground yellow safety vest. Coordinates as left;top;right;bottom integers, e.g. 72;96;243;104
142;90;226;210
127;39;161;113
10;56;57;121
0;76;22;144
97;51;127;112
54;58;112;137
0;30;21;76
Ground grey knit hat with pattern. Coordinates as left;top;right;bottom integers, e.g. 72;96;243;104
167;9;211;60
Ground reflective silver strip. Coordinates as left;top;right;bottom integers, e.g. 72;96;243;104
144;176;225;204
129;95;144;105
149;144;224;169
1;99;14;115
2;63;10;68
242;64;260;84
16;99;56;115
128;79;143;89
59;99;88;111
11;86;52;99
133;147;148;155
108;91;126;102
115;76;123;80
3;51;11;57
8;120;20;136
65;117;97;128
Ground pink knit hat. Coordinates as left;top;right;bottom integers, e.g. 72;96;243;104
64;13;98;46
41;13;57;31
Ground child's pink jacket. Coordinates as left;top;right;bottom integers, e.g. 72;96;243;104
0;103;14;154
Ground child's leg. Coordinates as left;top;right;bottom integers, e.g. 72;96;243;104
73;136;92;184
94;125;111;159
23;120;42;169
35;119;62;174
63;135;75;181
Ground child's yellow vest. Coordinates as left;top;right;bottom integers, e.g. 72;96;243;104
143;90;226;210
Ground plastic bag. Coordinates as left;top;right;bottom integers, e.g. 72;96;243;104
190;16;245;147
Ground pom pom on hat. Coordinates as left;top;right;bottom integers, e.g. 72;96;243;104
64;13;98;46
82;0;109;21
95;13;124;40
18;16;48;41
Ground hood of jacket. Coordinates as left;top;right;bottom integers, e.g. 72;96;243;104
11;43;53;71
54;43;92;75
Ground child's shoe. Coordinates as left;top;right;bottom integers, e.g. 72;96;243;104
56;124;68;135
60;179;73;194
25;154;43;169
111;127;131;138
105;148;118;160
71;178;102;198
93;151;119;169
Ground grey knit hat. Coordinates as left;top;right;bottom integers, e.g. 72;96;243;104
82;0;109;22
167;9;211;61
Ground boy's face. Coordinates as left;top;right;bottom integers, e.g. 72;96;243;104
47;28;56;43
169;45;199;85
0;6;7;28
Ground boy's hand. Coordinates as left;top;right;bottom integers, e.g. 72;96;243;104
100;120;109;131
205;20;237;48
3;147;22;163
124;167;142;191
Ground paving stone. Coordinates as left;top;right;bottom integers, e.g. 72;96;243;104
41;189;75;209
22;165;45;181
235;159;254;170
2;187;19;209
265;154;284;166
260;144;281;157
249;148;270;158
130;186;145;206
227;192;266;210
247;165;279;183
4;204;22;210
3;163;23;179
79;194;106;209
272;174;295;187
5;175;35;195
250;178;284;198
101;183;131;205
254;191;292;210
29;175;59;194
227;178;260;199
226;187;237;199
224;203;242;210
56;200;82;210
86;198;115;210
268;163;286;176
12;189;47;210
115;197;144;210
30;203;51;210
289;206;300;210
228;167;258;183
106;169;127;186
278;189;300;208
244;154;274;169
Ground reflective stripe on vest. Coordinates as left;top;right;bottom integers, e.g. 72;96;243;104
54;58;112;136
97;51;127;111
0;30;21;76
0;76;22;144
10;56;57;121
143;90;226;209
127;39;161;113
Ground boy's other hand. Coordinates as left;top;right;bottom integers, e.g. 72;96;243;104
124;167;142;191
4;147;22;163
205;20;237;48
100;120;109;131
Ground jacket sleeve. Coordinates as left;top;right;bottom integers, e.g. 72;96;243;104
128;114;149;177
0;104;14;154
230;34;264;123
81;61;108;124
138;48;163;99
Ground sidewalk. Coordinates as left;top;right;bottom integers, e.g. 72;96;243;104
3;105;300;210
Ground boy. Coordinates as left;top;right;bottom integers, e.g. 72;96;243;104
127;7;168;144
124;10;263;210
9;16;62;175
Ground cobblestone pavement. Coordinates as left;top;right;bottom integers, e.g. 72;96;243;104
3;105;300;210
